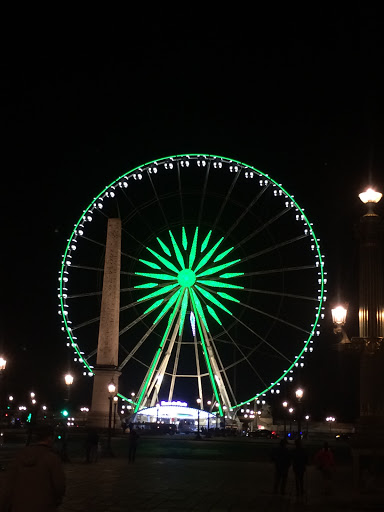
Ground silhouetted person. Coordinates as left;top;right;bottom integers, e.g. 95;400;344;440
85;428;99;463
272;438;291;495
314;441;335;494
292;438;308;498
128;428;140;463
1;424;65;511
56;421;69;462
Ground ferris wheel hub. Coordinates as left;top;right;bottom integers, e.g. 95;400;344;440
177;268;196;288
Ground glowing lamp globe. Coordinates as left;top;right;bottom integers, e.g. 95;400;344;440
359;188;382;204
0;357;6;371
108;381;116;394
64;374;74;386
332;305;347;326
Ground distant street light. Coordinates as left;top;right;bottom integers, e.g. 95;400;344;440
282;401;288;437
295;388;304;438
0;357;6;371
326;416;336;433
196;398;202;439
288;407;294;437
305;415;310;437
64;373;74;402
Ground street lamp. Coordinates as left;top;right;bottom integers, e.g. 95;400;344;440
288;407;294;437
206;401;212;436
331;304;350;343
305;415;310;437
282;401;288;438
107;380;116;456
196;398;202;439
0;357;6;371
64;373;74;402
326;416;336;433
295;388;304;438
113;395;118;433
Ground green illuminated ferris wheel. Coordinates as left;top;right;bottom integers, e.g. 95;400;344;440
59;154;325;416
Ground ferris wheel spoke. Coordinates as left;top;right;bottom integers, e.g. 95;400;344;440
177;162;185;227
230;311;295;364
203;329;238;405
80;236;106;249
168;331;183;402
70;265;104;272
118;321;160;370
239;299;311;335
225;184;269;238
233;207;291;250
197;160;211;227
67;291;103;299
212;170;241;232
242;288;318;302
147;171;171;230
194;289;268;393
134;290;184;412
242;265;316;277
120;187;156;238
190;294;224;415
241;234;309;264
121;226;148;251
72;316;100;331
119;289;182;340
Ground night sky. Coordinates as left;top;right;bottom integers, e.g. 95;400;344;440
2;10;384;421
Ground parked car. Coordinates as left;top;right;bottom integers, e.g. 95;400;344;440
335;432;353;441
247;429;279;439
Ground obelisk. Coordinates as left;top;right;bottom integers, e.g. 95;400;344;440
88;218;121;427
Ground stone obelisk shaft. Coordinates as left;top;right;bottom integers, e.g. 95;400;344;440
89;218;121;427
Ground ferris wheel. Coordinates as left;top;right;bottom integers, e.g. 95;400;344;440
58;154;326;416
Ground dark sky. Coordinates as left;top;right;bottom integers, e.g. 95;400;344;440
2;10;384;420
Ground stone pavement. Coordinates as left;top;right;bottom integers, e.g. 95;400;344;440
57;456;384;512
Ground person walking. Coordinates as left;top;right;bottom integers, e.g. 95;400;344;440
314;441;335;494
1;424;66;511
292;438;308;498
272;438;291;495
85;428;99;463
128;428;140;463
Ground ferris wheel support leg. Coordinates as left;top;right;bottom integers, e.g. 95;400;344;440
89;218;122;429
148;316;181;408
200;322;233;415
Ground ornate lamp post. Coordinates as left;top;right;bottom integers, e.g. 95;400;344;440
196;398;202;439
206;401;212;437
282;401;288;438
288;408;294;437
0;357;6;427
295;388;304;438
332;187;384;486
305;415;310;437
64;373;74;402
107;380;116;456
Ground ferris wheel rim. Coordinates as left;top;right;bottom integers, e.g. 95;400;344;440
58;154;326;409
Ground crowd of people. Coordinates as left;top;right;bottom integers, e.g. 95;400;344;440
0;423;335;510
272;437;335;499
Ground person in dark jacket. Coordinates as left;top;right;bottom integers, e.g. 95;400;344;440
128;427;140;463
85;428;99;463
292;438;308;497
272;438;291;495
1;424;66;512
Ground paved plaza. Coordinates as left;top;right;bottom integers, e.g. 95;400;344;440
2;437;384;511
